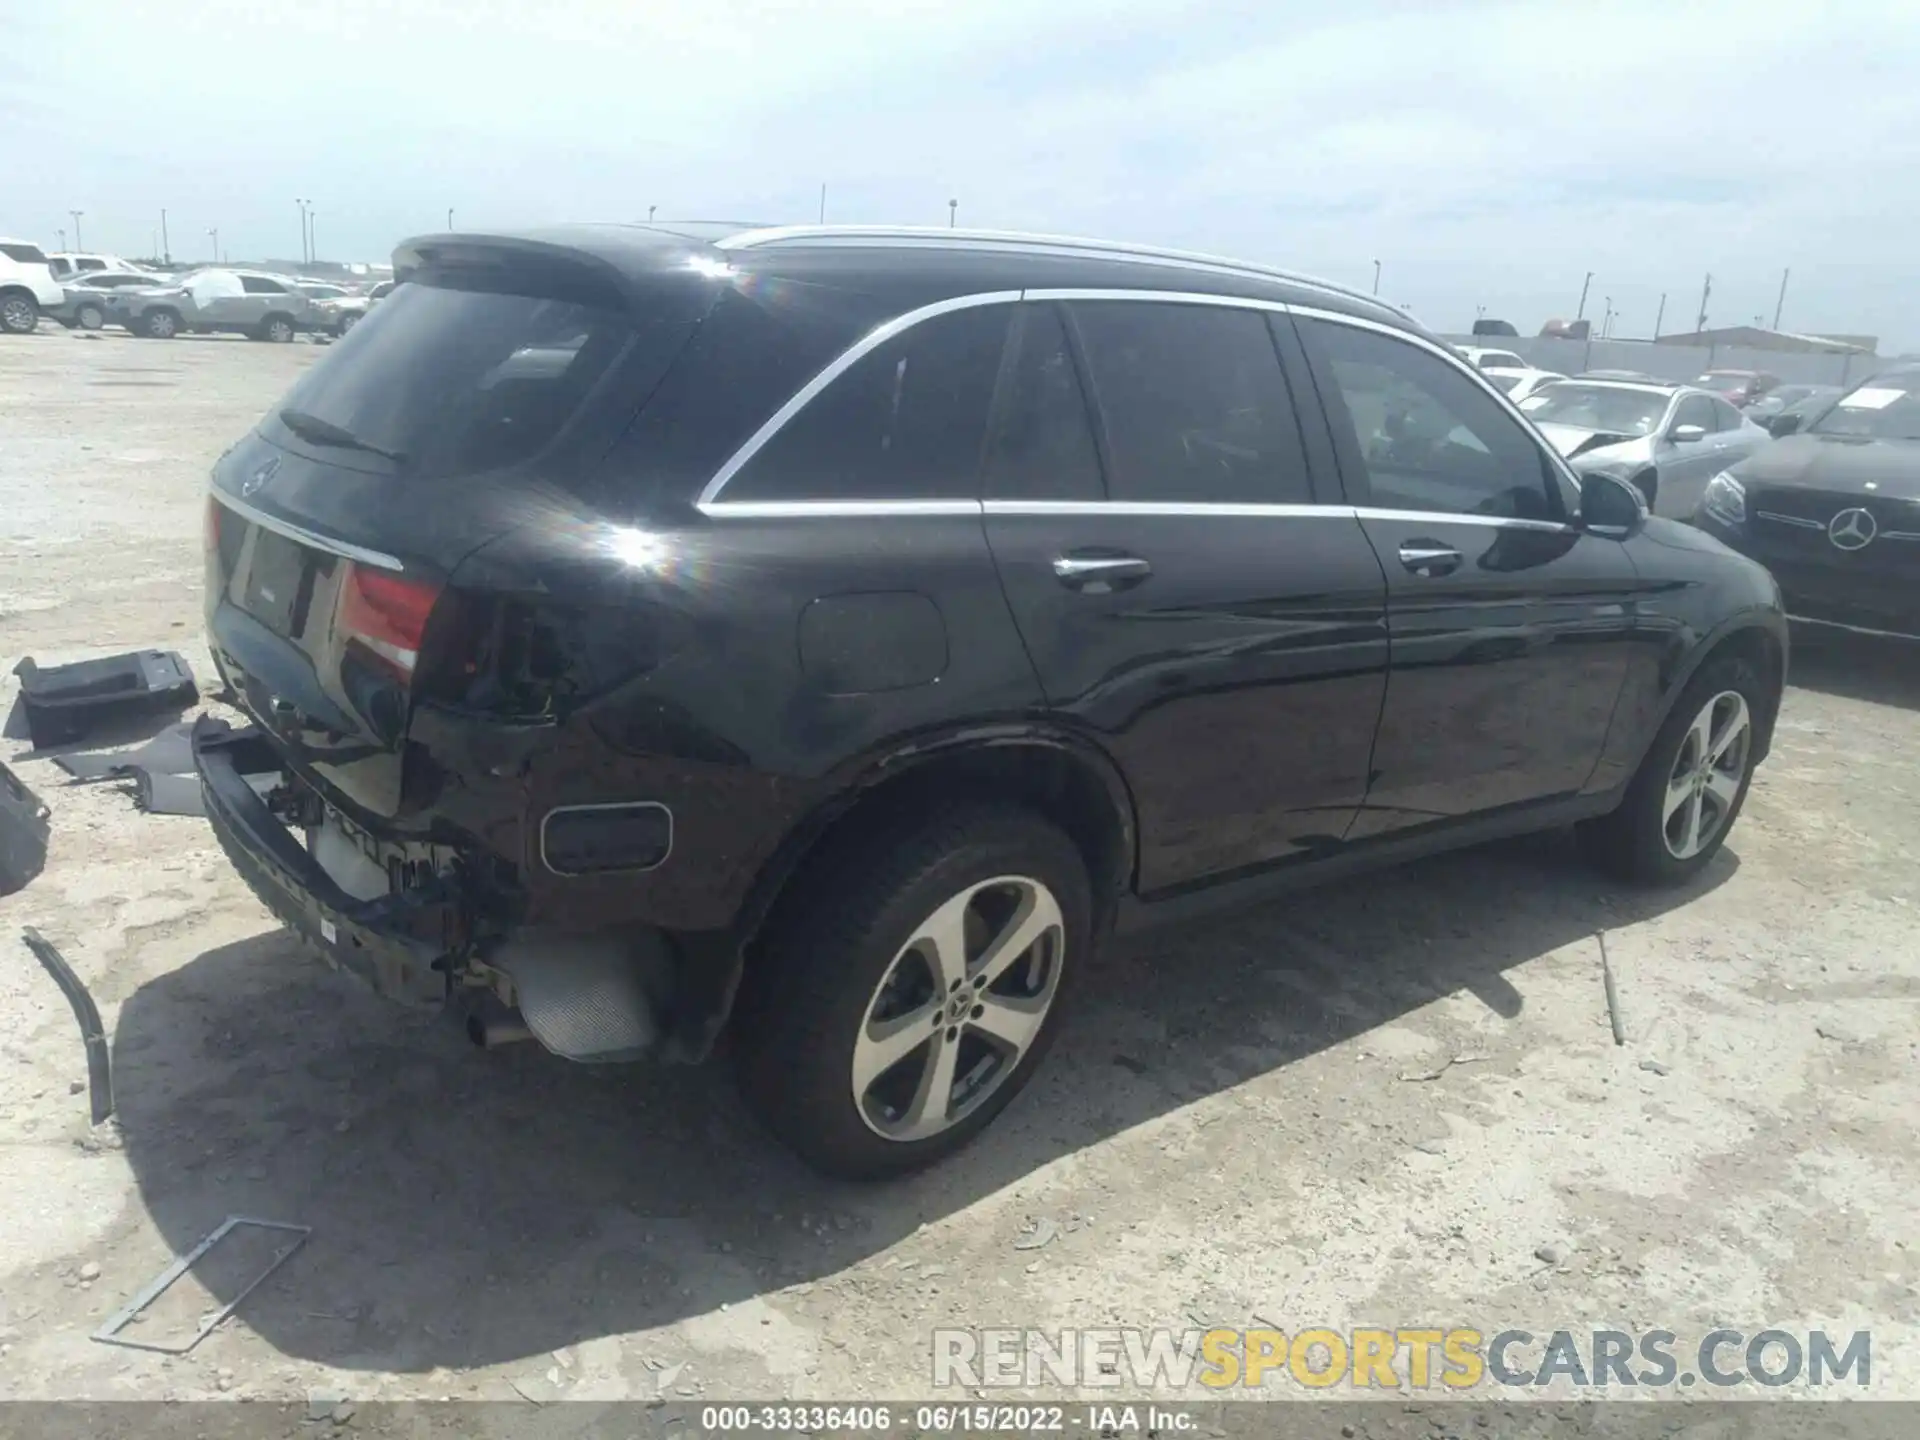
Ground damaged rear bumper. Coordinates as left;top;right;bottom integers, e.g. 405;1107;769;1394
192;715;460;1008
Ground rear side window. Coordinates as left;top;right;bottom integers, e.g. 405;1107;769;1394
1068;301;1312;505
1712;398;1745;431
726;303;1011;502
271;279;663;479
4;243;50;264
75;258;106;272
981;303;1103;502
241;276;288;294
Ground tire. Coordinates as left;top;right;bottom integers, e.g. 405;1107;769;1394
259;314;295;343
1578;650;1766;885
732;805;1091;1180
338;312;359;335
140;308;181;339
0;291;38;334
75;303;105;331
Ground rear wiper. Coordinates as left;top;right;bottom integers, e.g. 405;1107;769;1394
277;408;408;465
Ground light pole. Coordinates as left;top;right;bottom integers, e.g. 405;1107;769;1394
307;208;317;264
1602;296;1613;338
1371;259;1381;294
1773;267;1790;330
207;227;219;263
160;208;170;263
1653;292;1666;339
56;228;66;251
448;208;455;229
1576;271;1593;320
69;211;85;251
818;184;826;224
296;199;310;263
948;198;958;228
647;205;656;223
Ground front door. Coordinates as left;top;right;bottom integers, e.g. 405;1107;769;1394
1294;314;1643;839
1661;392;1726;497
982;298;1390;894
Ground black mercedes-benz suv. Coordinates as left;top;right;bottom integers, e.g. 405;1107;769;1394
1694;366;1920;641
194;223;1787;1178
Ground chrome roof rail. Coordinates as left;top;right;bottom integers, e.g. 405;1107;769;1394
717;225;1393;316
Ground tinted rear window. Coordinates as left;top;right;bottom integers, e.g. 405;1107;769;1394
1;243;48;264
270;278;680;480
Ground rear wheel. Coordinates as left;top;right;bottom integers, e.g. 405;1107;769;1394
259;314;295;343
0;291;38;334
140;308;180;339
733;806;1090;1179
75;303;105;331
338;311;360;334
1579;651;1764;885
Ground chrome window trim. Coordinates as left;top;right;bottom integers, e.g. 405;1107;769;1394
700;496;1579;533
539;800;673;876
1287;303;1590;514
697;499;982;518
693;289;1022;508
984;499;1338;519
211;490;405;572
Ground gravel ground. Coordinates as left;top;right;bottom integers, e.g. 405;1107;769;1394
1;327;1917;1410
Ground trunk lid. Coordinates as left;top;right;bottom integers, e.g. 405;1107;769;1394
205;231;723;818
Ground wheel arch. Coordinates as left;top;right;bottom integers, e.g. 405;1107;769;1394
664;726;1138;1063
1648;611;1786;765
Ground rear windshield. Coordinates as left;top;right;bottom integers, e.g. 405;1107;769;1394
268;279;646;479
1;243;49;264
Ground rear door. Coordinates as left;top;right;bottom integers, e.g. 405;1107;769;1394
1294;313;1643;837
982;296;1389;894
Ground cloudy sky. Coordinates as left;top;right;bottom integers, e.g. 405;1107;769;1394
9;0;1920;347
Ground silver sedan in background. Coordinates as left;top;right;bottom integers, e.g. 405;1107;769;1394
1516;379;1771;515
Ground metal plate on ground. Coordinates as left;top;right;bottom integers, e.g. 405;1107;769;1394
91;1216;310;1354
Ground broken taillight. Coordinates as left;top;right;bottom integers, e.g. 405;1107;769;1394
335;563;443;683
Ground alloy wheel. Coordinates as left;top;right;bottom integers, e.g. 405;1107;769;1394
267;319;293;342
77;305;104;330
1662;690;1751;860
851;874;1065;1142
1;297;35;333
147;311;176;338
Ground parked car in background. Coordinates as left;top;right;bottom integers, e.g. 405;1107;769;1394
46;252;147;280
108;269;319;340
314;278;395;334
1747;383;1843;432
1695;366;1920;640
49;270;171;330
192;222;1786;1178
1693;369;1781;407
1457;345;1529;372
0;238;67;334
1472;318;1520;336
1486;367;1565;402
1578;369;1668;383
1518;378;1769;511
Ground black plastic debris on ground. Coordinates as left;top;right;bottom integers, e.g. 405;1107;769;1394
12;651;198;749
21;928;112;1124
131;769;205;817
0;762;51;897
54;720;197;781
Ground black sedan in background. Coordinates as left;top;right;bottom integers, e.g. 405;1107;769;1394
1746;383;1843;432
1695;367;1920;639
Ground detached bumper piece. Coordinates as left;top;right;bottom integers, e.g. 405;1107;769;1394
13;650;198;749
192;716;458;1008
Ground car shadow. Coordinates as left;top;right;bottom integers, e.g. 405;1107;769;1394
1785;626;1920;711
109;829;1735;1374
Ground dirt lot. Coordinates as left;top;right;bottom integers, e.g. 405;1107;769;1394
1;327;1918;1410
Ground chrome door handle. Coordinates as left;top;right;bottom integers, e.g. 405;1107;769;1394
1398;541;1462;577
1052;554;1152;589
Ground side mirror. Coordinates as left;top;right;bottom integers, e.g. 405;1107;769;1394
1767;412;1803;438
1669;423;1708;444
1579;471;1649;537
